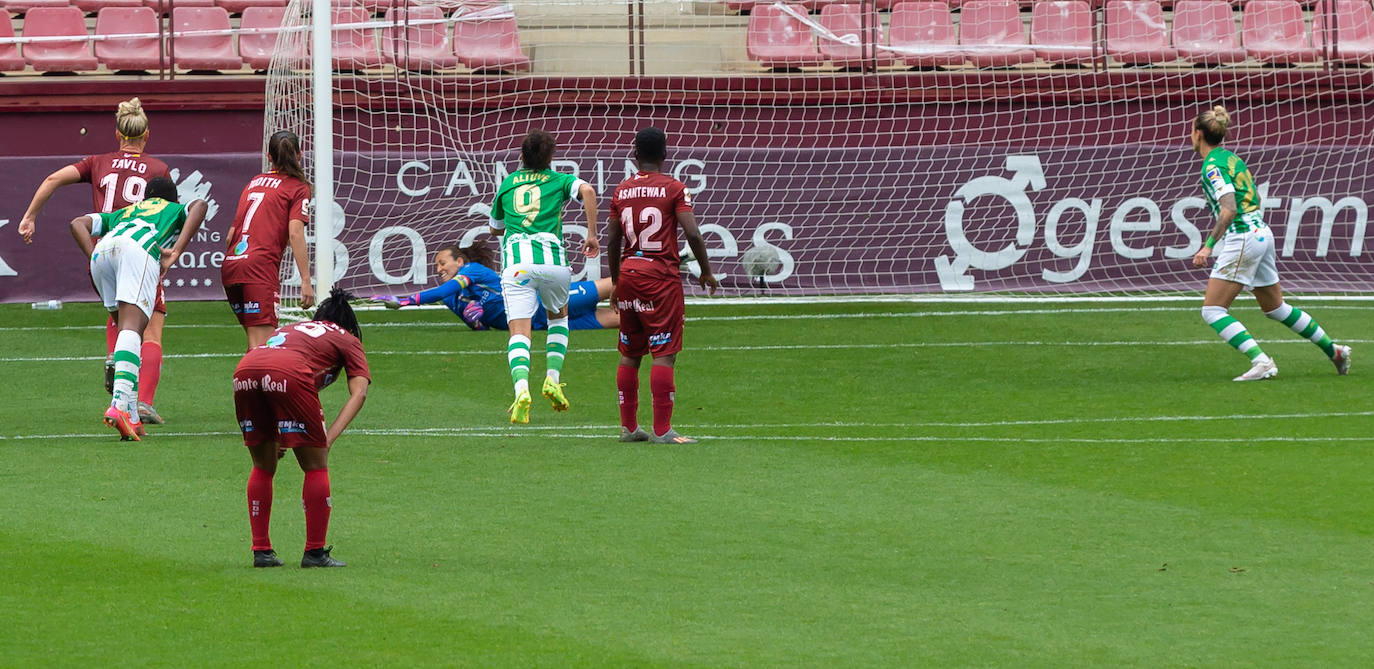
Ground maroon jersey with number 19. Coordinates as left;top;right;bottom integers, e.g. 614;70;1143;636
222;171;311;287
72;151;171;214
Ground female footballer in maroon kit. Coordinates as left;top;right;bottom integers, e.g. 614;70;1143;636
222;130;314;349
17;97;175;425
234;288;369;568
608;127;719;444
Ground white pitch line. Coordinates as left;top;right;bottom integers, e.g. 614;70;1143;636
5;338;1374;363
3;303;1371;334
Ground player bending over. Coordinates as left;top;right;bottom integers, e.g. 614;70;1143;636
70;177;207;440
19;97;175;425
608;127;719;444
489;129;599;423
372;241;618;331
1189;106;1351;381
222;130;314;349
233;288;370;569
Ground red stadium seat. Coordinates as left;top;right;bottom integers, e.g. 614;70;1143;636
959;0;1036;67
745;2;823;70
1242;0;1320;64
1313;0;1374;64
1173;0;1246;64
0;14;25;70
4;0;72;14
95;6;160;71
1030;0;1094;65
727;1;843;9
888;2;963;68
1105;0;1179;64
327;5;382;70
817;3;896;68
142;0;213;14
239;5;293;69
452;3;529;72
382;5;460;70
215;0;286;16
23;7;99;72
170;6;242;70
76;0;146;13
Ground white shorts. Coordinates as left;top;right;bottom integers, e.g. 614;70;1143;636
501;263;571;321
1210;226;1279;290
90;235;161;318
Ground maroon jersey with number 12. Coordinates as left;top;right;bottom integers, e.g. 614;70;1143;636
609;171;693;270
222;171;311;287
71;151;171;214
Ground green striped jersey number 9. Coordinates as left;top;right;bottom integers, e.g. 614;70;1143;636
1233;169;1258;212
513;184;541;228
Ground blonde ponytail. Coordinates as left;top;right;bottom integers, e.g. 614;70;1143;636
1194;105;1231;146
116;97;149;140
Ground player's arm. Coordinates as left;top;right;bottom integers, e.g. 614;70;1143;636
578;182;599;258
607;212;623;285
19;165;82;244
373;276;470;309
679;211;719;295
488;191;506;237
289;217;315;309
68;214;99;259
325;375;369;446
162;200;209;274
1193;193;1237;269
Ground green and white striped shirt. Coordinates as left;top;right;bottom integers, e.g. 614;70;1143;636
90;197;188;259
489;168;586;268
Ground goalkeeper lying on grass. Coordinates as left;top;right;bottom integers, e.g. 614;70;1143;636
371;241;618;331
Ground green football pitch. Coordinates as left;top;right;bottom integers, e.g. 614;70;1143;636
2;297;1373;667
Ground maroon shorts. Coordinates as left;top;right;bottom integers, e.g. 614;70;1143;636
232;362;327;449
224;282;280;328
616;260;685;358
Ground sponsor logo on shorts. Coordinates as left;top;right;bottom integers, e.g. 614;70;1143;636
617;298;656;313
234;377;258;391
231;303;243;314
277;420;308;434
243;300;261;314
619;332;629;345
239;419;254;433
649;332;673;347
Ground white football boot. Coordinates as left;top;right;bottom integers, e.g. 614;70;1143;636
1332;345;1352;376
1234;357;1278;382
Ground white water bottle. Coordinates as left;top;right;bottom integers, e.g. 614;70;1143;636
30;299;62;310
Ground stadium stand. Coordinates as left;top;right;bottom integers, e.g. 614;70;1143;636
171;6;242;70
382;5;460;70
887;2;963;68
0;14;25;70
959;0;1036;68
452;4;530;72
1105;0;1179;64
1030;0;1094;65
22;7;100;72
76;0;146;12
817;3;895;69
238;4;290;69
94;6;160;71
745;2;823;70
215;0;286;16
1242;0;1320;63
3;0;72;14
143;0;215;13
330;5;383;71
1313;0;1374;64
1172;0;1246;64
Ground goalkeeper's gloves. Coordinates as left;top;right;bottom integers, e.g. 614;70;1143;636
461;301;488;330
371;294;418;309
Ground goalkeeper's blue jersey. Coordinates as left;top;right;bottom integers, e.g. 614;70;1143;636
416;262;506;329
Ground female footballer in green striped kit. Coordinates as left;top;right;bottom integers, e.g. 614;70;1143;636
1189;106;1351;381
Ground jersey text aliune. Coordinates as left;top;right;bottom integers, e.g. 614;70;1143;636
489;168;587;268
609;171;693;269
247;320;371;391
222;172;311;286
72;152;171;214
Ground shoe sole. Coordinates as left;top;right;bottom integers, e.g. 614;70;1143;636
542;388;570;412
103;413;141;441
509;397;532;424
1234;369;1278;382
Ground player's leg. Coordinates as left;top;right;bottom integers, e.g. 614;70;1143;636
501;266;539;423
246;438;283;568
1203;233;1275;381
538;267;573;411
293;445;344;568
104;315;118;395
137;296;167;425
1256;283;1350;375
616;274;649;441
641;275;693;444
102;242;156;438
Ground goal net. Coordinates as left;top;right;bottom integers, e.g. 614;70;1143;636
263;0;1374;305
